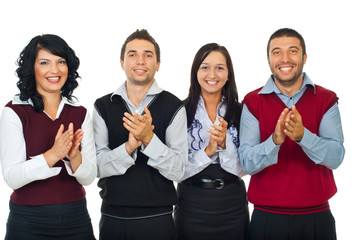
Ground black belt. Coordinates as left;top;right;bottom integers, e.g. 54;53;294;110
183;176;240;190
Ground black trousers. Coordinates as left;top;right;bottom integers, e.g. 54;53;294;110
99;213;176;240
249;209;337;240
175;165;249;240
5;199;95;240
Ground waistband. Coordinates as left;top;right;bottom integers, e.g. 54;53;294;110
101;201;174;219
254;202;330;215
183;175;241;189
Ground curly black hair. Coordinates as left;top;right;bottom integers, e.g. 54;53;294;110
16;34;80;112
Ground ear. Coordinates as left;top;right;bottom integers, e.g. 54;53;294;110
303;54;307;64
156;62;160;72
120;60;125;70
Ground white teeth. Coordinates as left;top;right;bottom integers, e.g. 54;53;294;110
47;77;60;81
207;81;217;85
280;67;292;71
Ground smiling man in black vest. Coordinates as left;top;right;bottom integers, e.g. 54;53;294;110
93;29;187;240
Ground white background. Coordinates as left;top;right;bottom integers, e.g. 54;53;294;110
0;0;358;239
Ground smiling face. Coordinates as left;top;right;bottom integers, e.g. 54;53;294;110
197;51;228;99
34;49;68;97
268;36;307;89
121;39;160;87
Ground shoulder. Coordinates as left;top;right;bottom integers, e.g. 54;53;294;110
242;87;264;110
95;93;114;104
313;85;338;111
156;91;184;111
314;85;337;98
94;93;118;113
243;87;264;101
158;91;182;104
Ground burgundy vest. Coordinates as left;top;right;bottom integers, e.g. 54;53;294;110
243;85;338;214
6;101;87;205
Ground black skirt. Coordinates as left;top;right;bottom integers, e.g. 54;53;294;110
5;199;95;240
175;164;249;240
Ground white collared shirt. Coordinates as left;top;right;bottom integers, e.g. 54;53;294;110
181;96;246;180
0;96;97;190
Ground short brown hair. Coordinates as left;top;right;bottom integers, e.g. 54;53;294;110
120;29;160;63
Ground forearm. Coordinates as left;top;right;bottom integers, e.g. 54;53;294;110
219;136;246;177
144;134;187;181
298;128;344;169
145;107;187;182
299;103;345;169
181;149;213;181
64;113;97;185
239;105;280;175
96;144;135;178
239;136;280;175
0;107;61;189
3;155;61;190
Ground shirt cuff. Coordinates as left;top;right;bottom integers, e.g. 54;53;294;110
115;143;136;167
265;134;280;155
27;154;62;181
141;133;165;160
296;128;312;147
63;159;89;177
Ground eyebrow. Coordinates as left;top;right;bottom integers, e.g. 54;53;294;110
38;57;65;61
127;50;154;54
201;62;226;66
271;46;300;52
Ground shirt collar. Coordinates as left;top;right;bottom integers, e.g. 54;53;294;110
110;80;162;102
12;95;80;107
259;72;315;95
198;95;227;116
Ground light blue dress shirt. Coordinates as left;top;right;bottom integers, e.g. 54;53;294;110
238;73;345;175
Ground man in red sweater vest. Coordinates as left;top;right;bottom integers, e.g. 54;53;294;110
239;28;345;239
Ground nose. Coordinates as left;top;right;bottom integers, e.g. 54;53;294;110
281;51;290;62
136;54;145;65
49;62;59;74
208;68;216;79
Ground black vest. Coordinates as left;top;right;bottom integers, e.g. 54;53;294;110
95;91;183;217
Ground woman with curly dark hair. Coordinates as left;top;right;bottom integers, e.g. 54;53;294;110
0;34;96;240
175;43;249;239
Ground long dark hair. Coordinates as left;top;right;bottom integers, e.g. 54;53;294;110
16;34;80;112
184;43;240;128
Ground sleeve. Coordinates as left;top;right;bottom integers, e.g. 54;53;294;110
0;107;61;190
181;146;213;181
92;107;135;178
182;126;246;180
297;103;345;169
218;127;247;177
144;106;188;182
63;111;97;185
238;104;280;175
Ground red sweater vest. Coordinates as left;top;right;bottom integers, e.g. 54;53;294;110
6;101;87;205
243;85;338;214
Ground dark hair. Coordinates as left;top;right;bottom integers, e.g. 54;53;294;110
267;28;306;58
184;43;240;128
120;29;160;63
16;34;80;112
